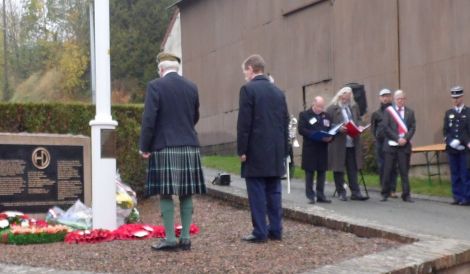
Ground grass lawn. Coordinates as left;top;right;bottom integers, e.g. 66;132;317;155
202;155;452;198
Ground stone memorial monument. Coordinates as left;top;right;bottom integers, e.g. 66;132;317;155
0;133;91;213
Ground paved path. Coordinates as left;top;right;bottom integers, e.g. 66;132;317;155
0;263;102;274
204;168;470;241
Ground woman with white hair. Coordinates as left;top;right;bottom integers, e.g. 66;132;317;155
326;86;368;201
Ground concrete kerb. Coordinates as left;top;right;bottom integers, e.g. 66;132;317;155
361;186;453;205
206;183;470;273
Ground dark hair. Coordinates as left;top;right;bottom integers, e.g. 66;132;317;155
243;54;265;73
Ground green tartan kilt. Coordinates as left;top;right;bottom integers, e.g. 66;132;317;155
145;146;206;196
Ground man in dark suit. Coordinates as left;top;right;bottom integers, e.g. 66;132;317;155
237;54;289;243
140;52;206;251
443;86;470;205
380;90;416;202
298;96;332;204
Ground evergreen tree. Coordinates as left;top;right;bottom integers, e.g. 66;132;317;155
110;0;175;102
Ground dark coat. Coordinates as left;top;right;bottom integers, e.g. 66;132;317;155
326;104;363;172
237;75;289;178
370;103;392;142
443;106;470;154
298;108;331;171
139;72;200;152
381;106;416;153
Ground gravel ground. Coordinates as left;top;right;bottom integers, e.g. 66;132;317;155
0;196;402;273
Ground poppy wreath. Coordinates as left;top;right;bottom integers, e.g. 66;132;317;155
0;212;70;245
65;223;200;244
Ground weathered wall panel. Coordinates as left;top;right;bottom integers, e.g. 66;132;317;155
179;0;470;165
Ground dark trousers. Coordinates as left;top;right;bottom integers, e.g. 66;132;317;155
245;177;282;239
305;170;326;200
448;152;469;202
382;149;411;198
333;148;361;196
376;141;398;191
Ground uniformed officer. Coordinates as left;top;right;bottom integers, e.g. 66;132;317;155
443;86;470;205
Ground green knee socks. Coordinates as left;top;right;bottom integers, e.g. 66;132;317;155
159;197;177;243
179;195;193;240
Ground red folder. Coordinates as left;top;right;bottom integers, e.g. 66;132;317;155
345;121;370;138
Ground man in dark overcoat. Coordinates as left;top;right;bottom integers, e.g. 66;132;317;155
326;86;368;201
237;54;289;243
443;86;470;205
380;90;416;202
298;96;332;204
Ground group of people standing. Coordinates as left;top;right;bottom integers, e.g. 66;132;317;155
370;89;416;202
138;51;469;250
299;87;415;204
299;87;368;204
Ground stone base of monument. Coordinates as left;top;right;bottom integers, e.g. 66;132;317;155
0;133;91;213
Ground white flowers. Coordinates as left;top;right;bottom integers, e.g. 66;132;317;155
0;220;9;229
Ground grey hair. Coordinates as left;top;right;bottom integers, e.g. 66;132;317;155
394;89;405;98
328;86;356;107
158;60;180;72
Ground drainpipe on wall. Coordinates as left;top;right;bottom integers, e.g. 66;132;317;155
397;0;401;89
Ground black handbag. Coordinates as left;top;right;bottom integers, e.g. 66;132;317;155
211;173;231;186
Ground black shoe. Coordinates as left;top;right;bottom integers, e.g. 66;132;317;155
380;196;388;202
179;238;191;251
450;200;460;205
151;239;178;251
268;232;282;241
316;197;332;203
338;192;348;201
402;197;414;203
459;200;470;206
351;194;369;201
241;234;267;243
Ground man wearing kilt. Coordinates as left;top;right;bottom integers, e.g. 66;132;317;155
139;52;206;251
237;54;289;243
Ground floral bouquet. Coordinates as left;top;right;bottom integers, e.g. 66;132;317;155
116;176;140;225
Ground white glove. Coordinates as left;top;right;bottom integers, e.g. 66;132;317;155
449;139;461;149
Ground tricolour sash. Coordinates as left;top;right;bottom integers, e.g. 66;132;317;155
386;105;408;136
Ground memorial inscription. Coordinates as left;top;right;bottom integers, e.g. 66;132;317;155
0;134;90;213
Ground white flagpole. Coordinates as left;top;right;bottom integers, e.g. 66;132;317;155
90;0;118;230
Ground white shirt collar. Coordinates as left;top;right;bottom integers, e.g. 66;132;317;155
163;69;178;77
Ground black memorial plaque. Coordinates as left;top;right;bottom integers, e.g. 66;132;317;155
0;144;84;213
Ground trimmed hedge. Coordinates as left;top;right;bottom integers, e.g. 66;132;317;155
0;103;378;196
0;102;147;195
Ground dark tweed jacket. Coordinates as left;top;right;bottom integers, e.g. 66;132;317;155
139;72;200;152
